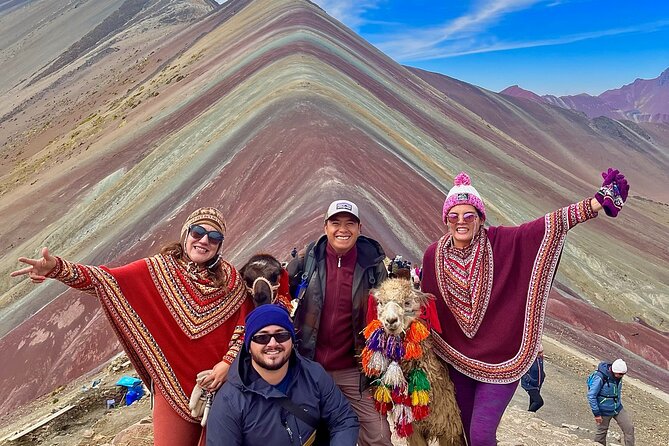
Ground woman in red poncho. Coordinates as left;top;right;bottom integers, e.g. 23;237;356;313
12;207;254;446
421;169;629;446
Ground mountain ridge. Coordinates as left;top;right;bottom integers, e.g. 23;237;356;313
500;67;669;123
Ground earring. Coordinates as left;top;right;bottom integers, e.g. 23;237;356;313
207;254;221;271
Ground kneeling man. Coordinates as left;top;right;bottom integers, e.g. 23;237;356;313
207;305;359;445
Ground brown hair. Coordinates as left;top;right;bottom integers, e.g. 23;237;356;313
160;241;227;287
395;268;412;281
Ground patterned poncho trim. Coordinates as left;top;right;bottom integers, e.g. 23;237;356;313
146;256;245;339
429;200;596;383
48;254;250;422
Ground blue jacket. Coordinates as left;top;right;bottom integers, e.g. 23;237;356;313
521;356;545;391
587;361;624;417
206;346;359;446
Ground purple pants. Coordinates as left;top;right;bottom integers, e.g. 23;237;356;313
449;367;518;446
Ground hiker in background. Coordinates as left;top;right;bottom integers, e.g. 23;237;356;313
291;247;298;258
587;359;635;445
11;208;254;446
288;199;391;446
521;342;546;412
420;169;629;446
410;264;421;289
207;304;359;445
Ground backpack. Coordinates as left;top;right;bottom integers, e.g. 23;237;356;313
586;370;608;393
294;241;317;302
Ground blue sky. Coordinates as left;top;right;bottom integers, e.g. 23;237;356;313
221;1;669;96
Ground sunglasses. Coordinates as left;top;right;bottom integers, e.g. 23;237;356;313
446;212;478;224
250;331;292;345
188;224;224;244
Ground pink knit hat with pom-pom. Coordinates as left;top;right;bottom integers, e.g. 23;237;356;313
442;172;486;222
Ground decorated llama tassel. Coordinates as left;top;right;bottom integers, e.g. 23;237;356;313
369;350;389;375
412;403;430;421
361;346;373;373
392;401;415;438
385;335;405;361
403;340;422;360
367;328;387;351
363;348;389;376
373;385;392;415
406;320;430;343
363;319;383;338
382;361;407;388
408;367;431;421
362;317;434;433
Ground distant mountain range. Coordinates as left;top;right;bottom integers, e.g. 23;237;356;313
501;68;669;123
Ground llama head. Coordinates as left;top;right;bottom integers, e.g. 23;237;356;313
372;278;430;335
239;254;283;307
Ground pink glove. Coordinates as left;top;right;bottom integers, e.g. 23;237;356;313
595;168;629;217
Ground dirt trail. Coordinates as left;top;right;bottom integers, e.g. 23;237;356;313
508;337;669;445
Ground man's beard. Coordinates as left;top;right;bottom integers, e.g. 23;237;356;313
250;346;290;371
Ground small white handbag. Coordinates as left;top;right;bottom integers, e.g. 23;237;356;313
188;370;215;426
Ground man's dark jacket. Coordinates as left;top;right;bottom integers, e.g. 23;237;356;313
206;347;359;446
287;235;387;361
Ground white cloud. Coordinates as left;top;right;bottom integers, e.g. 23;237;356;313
426;22;669;59
312;0;382;29
373;0;541;60
216;0;380;30
368;0;669;62
380;18;669;61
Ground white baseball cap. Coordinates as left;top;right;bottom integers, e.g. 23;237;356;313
324;199;360;222
611;359;627;374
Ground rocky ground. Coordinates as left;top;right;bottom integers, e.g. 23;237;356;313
1;338;667;446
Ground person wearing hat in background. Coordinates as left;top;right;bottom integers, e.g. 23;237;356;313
588;358;635;445
420;169;630;446
521;342;546;412
287;199;391;446
11;207;255;446
206;304;359;445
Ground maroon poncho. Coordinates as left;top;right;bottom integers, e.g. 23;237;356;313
48;254;253;421
422;200;596;383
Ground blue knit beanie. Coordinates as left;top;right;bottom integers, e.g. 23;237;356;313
244;304;295;350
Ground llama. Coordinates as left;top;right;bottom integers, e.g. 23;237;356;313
366;278;464;446
239;253;292;311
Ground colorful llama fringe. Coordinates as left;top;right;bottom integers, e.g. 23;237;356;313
361;319;432;437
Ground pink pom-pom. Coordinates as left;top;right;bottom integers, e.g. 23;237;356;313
453;172;471;187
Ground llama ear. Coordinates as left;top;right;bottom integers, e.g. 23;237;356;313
366;292;379;325
409;287;427;301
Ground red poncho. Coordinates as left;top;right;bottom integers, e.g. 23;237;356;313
49;254;253;421
422;200;596;383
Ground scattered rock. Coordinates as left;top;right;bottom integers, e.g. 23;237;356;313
110;421;152;446
82;429;95;439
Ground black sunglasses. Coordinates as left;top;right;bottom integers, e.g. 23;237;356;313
251;331;292;345
189;224;224;244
